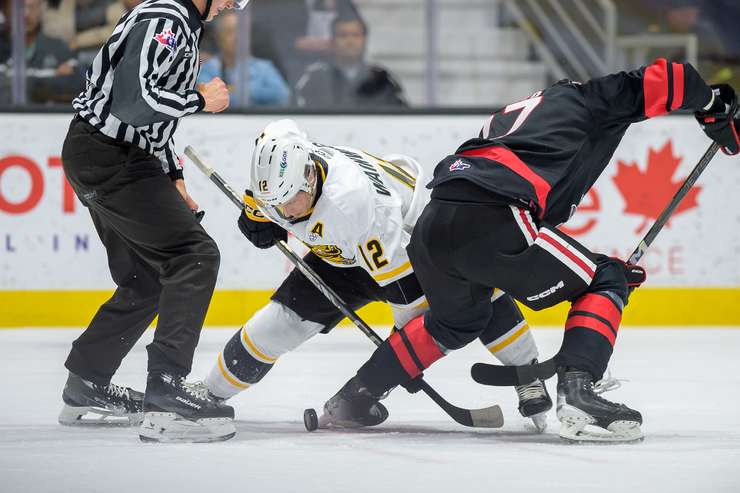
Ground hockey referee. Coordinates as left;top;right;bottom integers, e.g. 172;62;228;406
58;0;251;443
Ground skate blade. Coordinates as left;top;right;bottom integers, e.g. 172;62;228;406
529;412;548;433
58;404;143;427
139;412;236;443
559;416;643;444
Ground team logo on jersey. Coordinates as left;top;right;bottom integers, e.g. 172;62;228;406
154;29;177;52
310;245;355;265
308;222;324;241
449;159;470;172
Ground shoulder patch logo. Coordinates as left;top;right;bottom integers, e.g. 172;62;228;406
309;222;324;241
449;159;470;172
154;29;177;52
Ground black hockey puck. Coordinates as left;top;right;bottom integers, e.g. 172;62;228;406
303;408;319;432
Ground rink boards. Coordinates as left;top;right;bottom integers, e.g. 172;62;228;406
1;113;739;327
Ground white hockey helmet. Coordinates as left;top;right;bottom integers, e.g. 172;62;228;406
251;121;316;219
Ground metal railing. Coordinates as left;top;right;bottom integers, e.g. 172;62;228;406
502;0;698;81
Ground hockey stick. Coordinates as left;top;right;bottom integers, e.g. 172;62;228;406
471;141;721;387
184;146;504;429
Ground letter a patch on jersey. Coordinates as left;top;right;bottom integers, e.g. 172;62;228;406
309;222;324;241
154;29;177;52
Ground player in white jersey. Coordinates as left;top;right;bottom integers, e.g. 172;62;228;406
203;119;552;429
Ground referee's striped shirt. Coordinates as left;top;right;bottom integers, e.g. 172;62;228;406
72;0;206;179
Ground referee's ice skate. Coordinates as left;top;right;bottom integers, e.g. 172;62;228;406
58;372;143;426
556;368;642;443
139;372;235;443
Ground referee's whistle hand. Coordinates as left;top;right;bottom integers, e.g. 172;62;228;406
174;179;199;212
199;77;230;113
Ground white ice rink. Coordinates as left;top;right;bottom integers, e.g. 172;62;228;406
1;327;739;493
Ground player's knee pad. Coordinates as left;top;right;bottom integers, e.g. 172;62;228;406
492;226;596;311
479;291;538;366
205;302;323;399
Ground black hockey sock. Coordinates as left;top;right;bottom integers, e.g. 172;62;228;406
557;292;622;380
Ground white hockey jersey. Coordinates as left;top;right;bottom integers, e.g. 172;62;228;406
268;143;428;287
246;134;430;327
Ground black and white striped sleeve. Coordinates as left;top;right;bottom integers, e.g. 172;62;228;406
110;18;203;127
158;137;183;180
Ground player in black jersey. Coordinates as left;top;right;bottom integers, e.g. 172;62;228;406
318;59;739;442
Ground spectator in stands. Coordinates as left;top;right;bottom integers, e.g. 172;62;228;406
250;0;361;86
197;11;290;107
295;15;407;108
0;0;84;104
42;0;127;67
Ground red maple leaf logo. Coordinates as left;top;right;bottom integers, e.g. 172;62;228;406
612;140;701;234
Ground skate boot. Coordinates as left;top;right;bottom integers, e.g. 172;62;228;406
58;372;144;426
556;368;643;443
139;372;236;443
322;376;389;429
515;376;552;433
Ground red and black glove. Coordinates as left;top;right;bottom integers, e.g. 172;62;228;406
695;84;740;156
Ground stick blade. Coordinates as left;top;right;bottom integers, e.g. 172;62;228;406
471;362;522;386
468;404;505;428
471;358;557;387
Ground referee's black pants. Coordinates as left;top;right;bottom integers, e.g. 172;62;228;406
60;117;220;384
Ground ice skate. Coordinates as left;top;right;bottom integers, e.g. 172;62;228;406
556;368;642;443
58;372;144;426
515;376;552;433
320;376;389;429
139;372;236;443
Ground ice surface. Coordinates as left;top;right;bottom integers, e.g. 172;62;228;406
1;327;739;493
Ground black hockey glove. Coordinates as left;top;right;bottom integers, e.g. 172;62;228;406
237;211;287;249
695;84;740;156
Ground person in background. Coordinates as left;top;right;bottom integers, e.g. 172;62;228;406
41;0;125;68
197;10;290;107
295;15;406;108
0;0;84;104
249;0;360;86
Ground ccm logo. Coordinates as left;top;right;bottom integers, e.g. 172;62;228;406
526;280;565;302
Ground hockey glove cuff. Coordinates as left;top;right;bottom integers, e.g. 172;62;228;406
695;84;740;155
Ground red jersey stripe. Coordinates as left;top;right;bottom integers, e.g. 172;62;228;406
644;58;669;118
460;146;552;218
671;62;685;111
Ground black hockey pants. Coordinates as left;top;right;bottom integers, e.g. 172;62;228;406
60;117;220;384
406;196;630;380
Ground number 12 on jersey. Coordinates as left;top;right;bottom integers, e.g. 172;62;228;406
358;239;388;270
